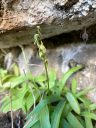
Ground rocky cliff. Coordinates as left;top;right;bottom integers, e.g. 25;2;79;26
0;0;96;48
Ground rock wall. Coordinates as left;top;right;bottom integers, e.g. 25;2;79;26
0;0;96;48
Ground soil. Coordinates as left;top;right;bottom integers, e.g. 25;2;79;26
0;111;25;128
0;113;11;128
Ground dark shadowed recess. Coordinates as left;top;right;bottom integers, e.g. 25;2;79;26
43;24;96;49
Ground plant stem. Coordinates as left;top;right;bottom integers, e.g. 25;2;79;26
18;45;28;65
23;71;36;109
19;45;31;74
10;91;14;128
44;61;49;91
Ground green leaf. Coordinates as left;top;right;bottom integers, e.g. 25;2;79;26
26;95;60;120
0;69;7;78
67;112;84;128
39;105;51;128
85;117;93;128
2;76;25;89
76;116;85;127
71;79;77;94
76;87;93;98
2;74;34;89
25;91;40;112
81;112;96;120
59;66;83;93
62;103;72;117
61;119;72;128
24;115;39;128
12;83;28;98
89;104;96;111
1;83;36;113
51;100;65;128
31;121;40;128
1;96;23;113
2;75;13;83
66;92;80;114
1;85;29;113
34;75;46;82
78;96;91;108
48;70;57;88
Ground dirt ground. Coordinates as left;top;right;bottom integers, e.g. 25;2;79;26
0;112;24;128
0;113;11;128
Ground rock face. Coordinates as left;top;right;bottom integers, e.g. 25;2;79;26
0;0;96;48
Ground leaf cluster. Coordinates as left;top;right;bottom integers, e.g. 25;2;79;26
23;68;96;128
0;58;96;128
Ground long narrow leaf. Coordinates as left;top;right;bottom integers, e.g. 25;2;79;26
48;70;57;88
89;104;96;111
26;95;60;120
59;66;83;93
85;117;93;128
81;112;96;120
63;103;72;117
34;75;46;82
76;87;93;98
25;92;40;112
76;116;86;127
51;100;65;128
39;105;51;128
78;97;91;107
66;92;80;114
1;97;23;113
61;119;72;128
71;79;77;94
67;112;84;128
24;115;39;128
31;121;40;128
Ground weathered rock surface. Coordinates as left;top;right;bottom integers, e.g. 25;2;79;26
0;0;96;48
